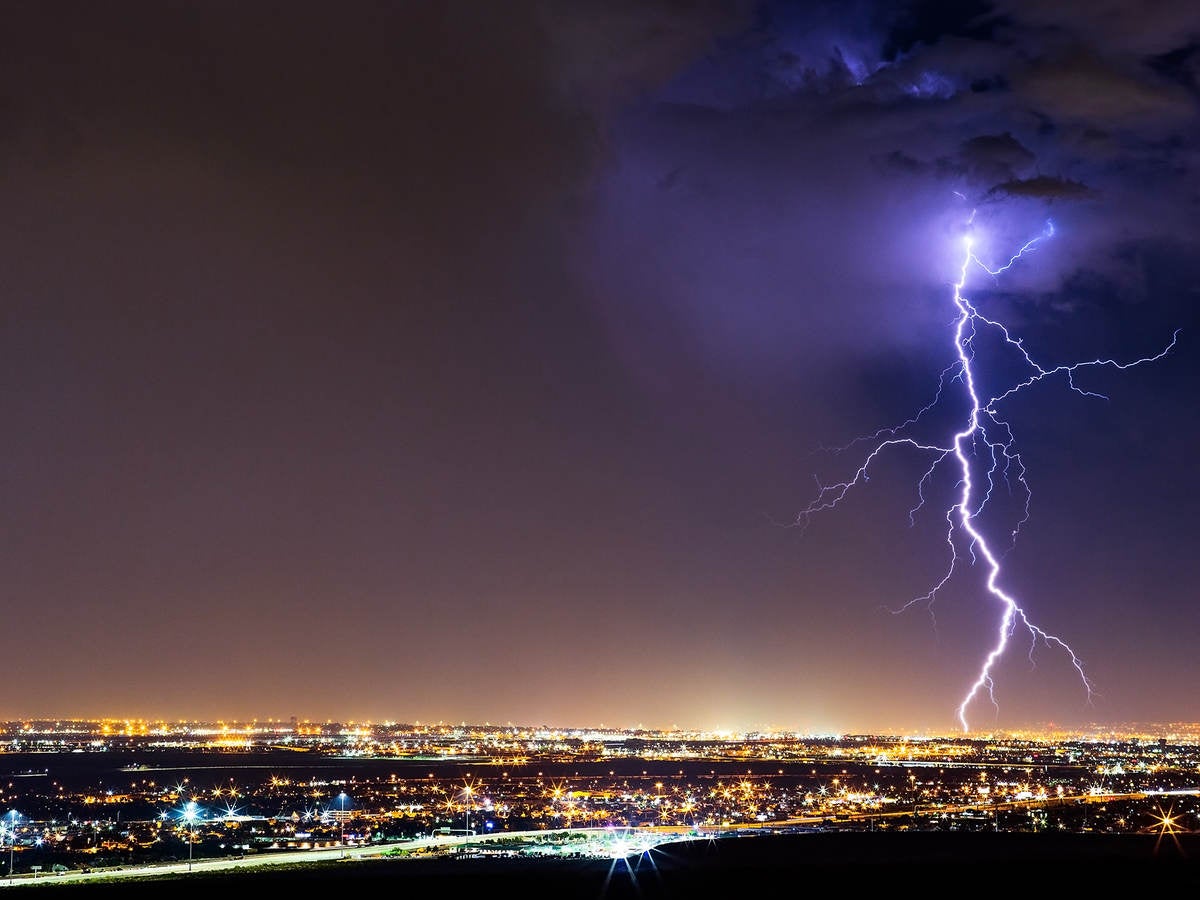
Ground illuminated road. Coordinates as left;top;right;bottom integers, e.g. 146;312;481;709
0;827;690;888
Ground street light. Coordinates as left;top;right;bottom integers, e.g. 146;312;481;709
182;801;198;872
338;793;348;857
461;784;474;839
6;810;18;879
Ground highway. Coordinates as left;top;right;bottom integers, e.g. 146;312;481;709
0;827;687;889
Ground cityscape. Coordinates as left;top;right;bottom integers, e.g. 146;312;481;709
4;1;1199;896
0;717;1197;888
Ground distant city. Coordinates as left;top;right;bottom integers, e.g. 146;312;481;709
0;718;1197;884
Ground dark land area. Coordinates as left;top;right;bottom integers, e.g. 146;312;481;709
15;832;1200;897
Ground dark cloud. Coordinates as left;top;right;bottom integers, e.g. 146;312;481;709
881;0;1003;60
995;0;1200;56
582;0;1200;335
1013;53;1198;126
986;174;1095;199
958;132;1036;181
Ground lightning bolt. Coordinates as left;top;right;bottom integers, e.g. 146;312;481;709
797;212;1179;732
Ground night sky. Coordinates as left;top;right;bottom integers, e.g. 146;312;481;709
3;1;1198;734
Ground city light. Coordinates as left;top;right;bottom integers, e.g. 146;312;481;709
0;717;1194;882
460;782;475;838
1152;804;1183;856
181;800;199;872
6;810;18;879
338;792;348;858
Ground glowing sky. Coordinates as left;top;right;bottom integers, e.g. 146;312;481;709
2;1;1197;733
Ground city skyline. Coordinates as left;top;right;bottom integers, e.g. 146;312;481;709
1;1;1197;734
5;714;1200;743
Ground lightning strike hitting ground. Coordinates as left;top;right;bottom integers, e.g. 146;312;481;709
797;214;1179;731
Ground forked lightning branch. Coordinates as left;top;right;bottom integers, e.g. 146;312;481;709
797;212;1178;731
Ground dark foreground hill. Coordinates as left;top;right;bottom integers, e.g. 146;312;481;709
17;832;1200;897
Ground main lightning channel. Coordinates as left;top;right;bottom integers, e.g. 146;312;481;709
796;216;1178;732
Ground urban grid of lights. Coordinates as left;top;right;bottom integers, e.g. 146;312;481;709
0;721;1196;865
